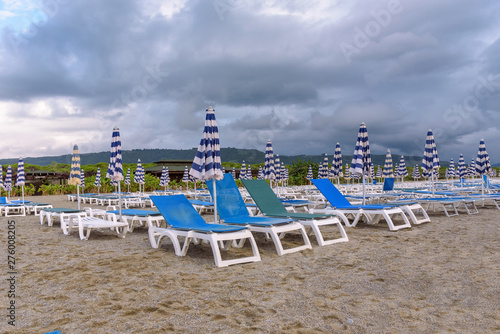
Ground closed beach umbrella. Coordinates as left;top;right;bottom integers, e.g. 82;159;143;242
448;159;456;179
94;167;101;194
457;154;466;180
247;164;252;180
69;145;82;209
134;159;145;194
306;165;313;183
182;165;189;190
239;161;246;180
80;169;85;194
15;157;26;203
189;106;223;223
421;129;440;194
376;165;382;180
398;155;408;181
344;164;351;181
321;153;328;179
412;166;420;181
264;139;276;182
232;167;236;179
467;160;476;178
350;122;371;204
106;127;124;217
124;168;131;192
0;165;3;193
281;162;286;183
159;166;169;191
257;166;264;180
5;166;12;197
383;149;394;178
275;155;281;183
475;139;491;195
333;143;343;183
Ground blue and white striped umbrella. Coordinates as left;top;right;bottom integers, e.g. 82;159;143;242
457;154;466;179
467;159;476;177
344;164;351;180
247;164;252;180
397;156;408;179
182;166;189;183
412;166;420;180
134;159;145;193
281;162;286;181
232;167;236;179
159;166;169;190
94;167;101;194
333;143;343;179
257;166;264;180
475;139;491;177
189;106;223;222
106;127;123;215
383;149;394;178
68;145;82;208
239;161;246;180
306;165;313;181
0;165;3;191
5;165;12;195
350;123;371;204
318;164;323;180
264;139;276;181
15;157;26;203
275;155;281;182
80;169;85;193
448;159;456;178
421;129;440;193
189;106;223;182
376;165;382;179
124;168;131;192
370;162;375;180
321;153;329;179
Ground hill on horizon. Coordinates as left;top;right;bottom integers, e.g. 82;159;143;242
0;147;440;168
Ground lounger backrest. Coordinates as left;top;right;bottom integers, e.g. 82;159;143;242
0;197;7;204
150;195;206;229
383;178;395;191
241;179;289;216
311;179;352;207
206;174;249;219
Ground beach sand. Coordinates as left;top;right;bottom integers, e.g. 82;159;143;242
1;194;499;333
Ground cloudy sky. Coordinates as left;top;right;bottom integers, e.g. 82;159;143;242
0;0;499;164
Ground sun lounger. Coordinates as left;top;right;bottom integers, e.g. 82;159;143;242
206;174;312;255
106;209;165;232
188;199;215;214
149;195;261;267
39;208;87;233
241;179;349;245
310;179;413;231
66;213;128;240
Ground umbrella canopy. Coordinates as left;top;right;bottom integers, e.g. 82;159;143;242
15;157;26;203
80;169;85;193
0;165;3;191
264;139;276;181
467;160;476;177
106;127;124;215
412;166;420;180
376;165;382;179
475;139;491;176
246;164;252;180
421;129;440;193
5;165;12;195
344;164;351;180
275;155;281;182
182;166;189;183
69;145;82;209
320;153;328;179
239;161;246;180
124;168;131;185
159;166;169;189
333;143;343;179
383;149;394;178
189;106;223;223
457;154;466;179
231;167;236;179
257;166;264;180
94;168;101;187
448;159;456;178
350;122;371;204
306;165;313;181
281;162;286;181
397;156;408;179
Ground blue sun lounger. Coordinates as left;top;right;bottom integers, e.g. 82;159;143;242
149;195;261;267
310;179;413;231
206;174;312;255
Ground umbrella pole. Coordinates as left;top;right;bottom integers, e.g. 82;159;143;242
362;174;366;205
118;182;122;219
212;179;217;224
77;184;80;210
22;185;25;204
